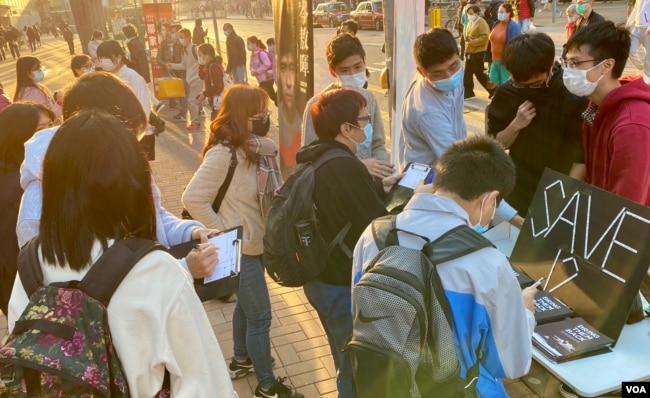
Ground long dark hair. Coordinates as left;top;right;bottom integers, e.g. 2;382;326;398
96;40;135;70
40;110;156;270
0;102;54;172
205;85;268;164
14;56;41;102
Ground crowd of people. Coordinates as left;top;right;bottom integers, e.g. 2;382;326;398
0;2;649;397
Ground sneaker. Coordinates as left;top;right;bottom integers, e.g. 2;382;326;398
229;357;276;380
154;102;165;113
254;377;304;398
187;123;200;130
173;113;186;120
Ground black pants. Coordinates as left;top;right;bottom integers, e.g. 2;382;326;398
139;134;155;161
259;79;277;106
66;39;74;55
9;42;19;59
463;51;490;97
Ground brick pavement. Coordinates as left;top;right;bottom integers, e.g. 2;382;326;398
0;3;640;396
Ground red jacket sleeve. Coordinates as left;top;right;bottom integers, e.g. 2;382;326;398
608;123;650;206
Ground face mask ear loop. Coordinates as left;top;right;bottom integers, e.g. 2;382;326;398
477;193;489;229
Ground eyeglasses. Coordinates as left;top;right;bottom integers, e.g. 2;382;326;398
560;58;601;69
249;110;270;122
509;79;548;89
357;115;371;123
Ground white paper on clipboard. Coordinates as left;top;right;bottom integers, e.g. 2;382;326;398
204;227;243;284
398;162;433;189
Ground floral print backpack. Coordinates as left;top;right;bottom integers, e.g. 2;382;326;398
0;238;170;397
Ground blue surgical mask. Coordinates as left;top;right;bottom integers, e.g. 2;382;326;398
84;67;95;74
170;33;177;40
497;12;506;21
347;122;373;153
472;194;497;234
33;69;44;83
431;66;463;92
179;38;186;46
247;43;253;51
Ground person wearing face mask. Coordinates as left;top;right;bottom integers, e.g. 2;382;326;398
574;0;606;32
96;40;156;159
487;3;521;86
166;28;203;130
463;5;494;100
564;22;650;207
70;54;94;78
401;29;522;227
296;88;401;398
196;43;226;120
87;30;103;64
565;4;578;41
13;56;62;123
266;37;277;83
352;135;538;398
223;23;247;84
488;32;588;216
302;33;391;179
182;86;304;398
247;36;277;106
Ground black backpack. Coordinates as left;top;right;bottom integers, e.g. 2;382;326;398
348;215;494;398
0;238;170;397
263;148;353;287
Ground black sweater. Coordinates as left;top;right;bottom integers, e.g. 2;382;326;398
296;141;387;286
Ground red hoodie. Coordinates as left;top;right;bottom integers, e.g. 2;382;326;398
583;76;650;206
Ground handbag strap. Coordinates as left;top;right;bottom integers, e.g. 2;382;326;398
211;143;238;213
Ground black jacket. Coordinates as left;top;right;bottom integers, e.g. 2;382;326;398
296;140;387;286
0;169;22;313
225;32;246;72
127;36;151;83
575;10;606;31
487;62;589;214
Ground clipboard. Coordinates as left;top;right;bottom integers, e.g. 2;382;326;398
167;226;243;285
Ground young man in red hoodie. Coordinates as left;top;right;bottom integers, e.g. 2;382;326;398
564;21;650;206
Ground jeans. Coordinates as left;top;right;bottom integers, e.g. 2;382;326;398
519;18;532;33
303;279;354;398
232;254;275;389
233;65;248;84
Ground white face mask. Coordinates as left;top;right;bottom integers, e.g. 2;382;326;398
469;14;478;21
562;60;605;97
98;58;117;72
198;57;206;65
338;70;367;89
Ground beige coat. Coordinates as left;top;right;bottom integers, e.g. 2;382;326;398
182;144;264;255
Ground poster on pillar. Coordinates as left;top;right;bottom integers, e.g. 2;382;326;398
511;168;650;344
392;0;424;168
272;0;314;178
142;3;174;99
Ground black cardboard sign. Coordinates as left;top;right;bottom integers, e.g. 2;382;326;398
511;169;650;344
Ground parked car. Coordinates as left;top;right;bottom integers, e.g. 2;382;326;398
313;1;351;28
350;0;383;30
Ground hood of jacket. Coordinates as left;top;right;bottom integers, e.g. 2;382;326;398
597;76;650;116
296;140;353;165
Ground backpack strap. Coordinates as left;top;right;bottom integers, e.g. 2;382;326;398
191;44;198;61
312;148;356;258
80;237;163;306
17;238;45;297
212;143;238;214
371;215;398;250
423;224;494;392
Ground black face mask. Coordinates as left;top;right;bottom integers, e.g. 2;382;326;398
251;116;271;137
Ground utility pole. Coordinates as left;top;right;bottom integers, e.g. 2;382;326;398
211;0;222;54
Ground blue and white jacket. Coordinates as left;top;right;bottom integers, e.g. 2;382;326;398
352;193;535;397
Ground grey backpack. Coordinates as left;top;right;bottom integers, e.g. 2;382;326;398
348;215;493;398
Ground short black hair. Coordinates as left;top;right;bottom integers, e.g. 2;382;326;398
340;20;359;35
326;33;366;70
311;88;367;140
434;136;515;202
413;28;458;70
40;110;155;270
121;23;137;39
70;54;91;77
467;4;481;14
504;32;555;82
565;21;630;78
92;30;103;39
